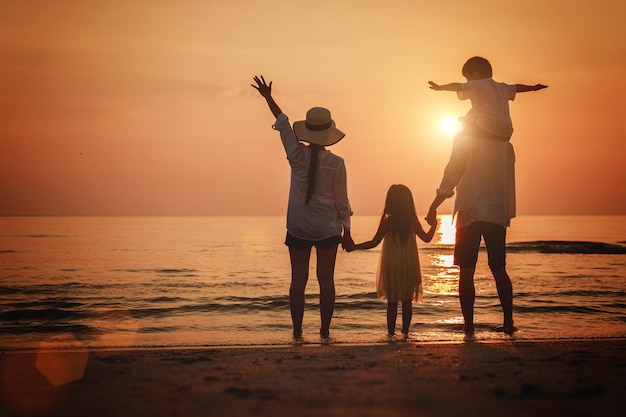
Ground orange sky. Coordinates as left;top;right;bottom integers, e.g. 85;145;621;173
1;0;625;216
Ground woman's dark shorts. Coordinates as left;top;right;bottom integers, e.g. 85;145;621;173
454;221;506;270
285;232;342;250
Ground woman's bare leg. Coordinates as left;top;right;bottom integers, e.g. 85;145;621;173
316;245;338;338
289;247;311;337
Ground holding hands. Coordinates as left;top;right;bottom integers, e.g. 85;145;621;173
343;242;356;252
425;208;438;228
342;230;355;252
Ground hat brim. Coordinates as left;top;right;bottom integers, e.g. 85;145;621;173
293;120;345;146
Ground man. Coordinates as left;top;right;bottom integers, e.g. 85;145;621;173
426;132;516;336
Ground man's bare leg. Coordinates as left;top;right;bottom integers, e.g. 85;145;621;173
459;267;476;335
492;267;515;334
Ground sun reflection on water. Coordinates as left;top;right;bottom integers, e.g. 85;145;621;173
422;215;459;297
424;254;458;296
433;253;454;268
435;214;457;245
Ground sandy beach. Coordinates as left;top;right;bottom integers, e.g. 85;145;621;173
1;338;624;417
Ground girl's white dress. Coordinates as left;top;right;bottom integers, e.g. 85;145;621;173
376;232;423;303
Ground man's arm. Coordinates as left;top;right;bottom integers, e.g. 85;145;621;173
429;81;463;92
426;194;447;225
251;75;282;118
515;84;548;93
426;135;473;224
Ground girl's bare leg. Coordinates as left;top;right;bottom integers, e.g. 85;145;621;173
401;300;412;336
387;301;398;336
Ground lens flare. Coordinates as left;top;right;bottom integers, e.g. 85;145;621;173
441;117;459;134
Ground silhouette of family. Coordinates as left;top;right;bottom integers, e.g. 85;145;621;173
251;57;547;341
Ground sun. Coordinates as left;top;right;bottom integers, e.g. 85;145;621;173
441;117;459;134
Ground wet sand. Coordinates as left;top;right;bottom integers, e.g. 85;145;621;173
1;338;625;417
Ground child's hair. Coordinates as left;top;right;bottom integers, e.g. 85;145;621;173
382;184;419;244
462;56;492;78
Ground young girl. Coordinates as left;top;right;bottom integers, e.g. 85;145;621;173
346;184;436;339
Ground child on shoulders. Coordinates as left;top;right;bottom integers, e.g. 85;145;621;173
429;56;548;141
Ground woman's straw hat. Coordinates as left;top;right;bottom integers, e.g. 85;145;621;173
293;107;345;146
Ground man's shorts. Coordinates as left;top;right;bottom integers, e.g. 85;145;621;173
454;221;506;270
285;232;343;250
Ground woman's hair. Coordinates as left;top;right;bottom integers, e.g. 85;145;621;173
382;184;419;244
462;56;492;78
305;144;322;204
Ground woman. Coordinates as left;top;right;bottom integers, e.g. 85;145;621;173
251;75;353;340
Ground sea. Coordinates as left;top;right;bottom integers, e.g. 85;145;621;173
1;215;625;350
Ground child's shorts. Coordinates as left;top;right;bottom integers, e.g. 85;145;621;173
454;221;506;270
285;232;343;250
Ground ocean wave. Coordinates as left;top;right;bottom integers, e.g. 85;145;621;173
9;234;69;238
0;307;89;323
1;323;94;335
517;289;626;298
506;240;626;254
514;304;610;314
0;283;116;295
112;268;200;276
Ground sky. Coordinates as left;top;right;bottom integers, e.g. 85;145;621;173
1;0;625;216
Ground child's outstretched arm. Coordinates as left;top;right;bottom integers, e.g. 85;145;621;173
515;84;548;93
428;81;462;92
251;75;282;118
347;217;387;252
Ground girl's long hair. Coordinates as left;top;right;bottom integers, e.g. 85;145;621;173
305;144;322;204
382;184;419;243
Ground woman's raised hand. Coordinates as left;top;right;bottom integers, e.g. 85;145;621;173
251;75;282;118
251;75;272;98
